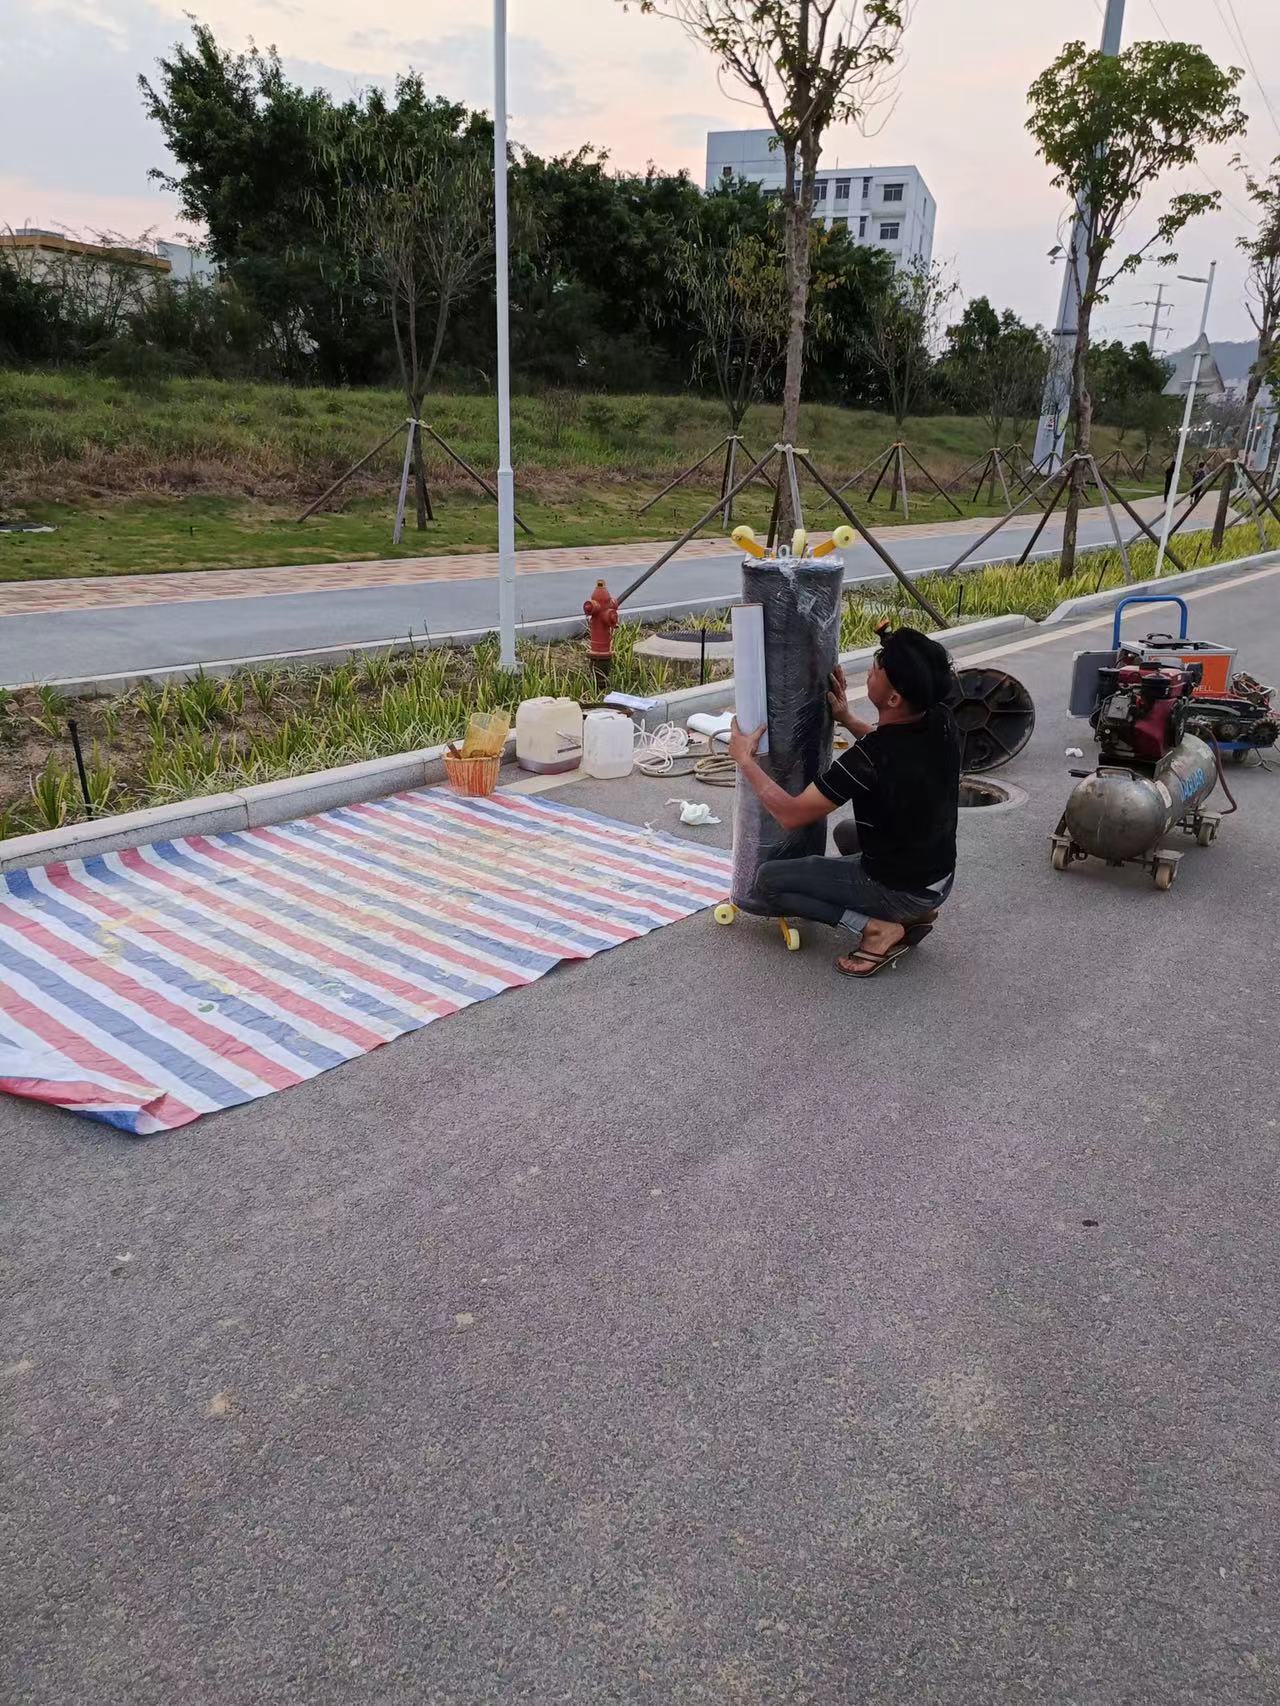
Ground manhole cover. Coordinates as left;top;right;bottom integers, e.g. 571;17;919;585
959;777;1016;809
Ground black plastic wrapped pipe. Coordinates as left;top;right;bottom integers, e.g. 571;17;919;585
731;553;843;911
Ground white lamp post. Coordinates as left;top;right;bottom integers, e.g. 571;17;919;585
1153;263;1215;579
493;0;518;670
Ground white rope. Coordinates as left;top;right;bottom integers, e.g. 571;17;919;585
634;722;692;775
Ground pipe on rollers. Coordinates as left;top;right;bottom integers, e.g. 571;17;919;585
730;553;843;910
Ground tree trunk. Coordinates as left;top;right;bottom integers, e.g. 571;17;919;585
779;138;815;531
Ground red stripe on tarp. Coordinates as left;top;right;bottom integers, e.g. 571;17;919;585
46;863;386;1058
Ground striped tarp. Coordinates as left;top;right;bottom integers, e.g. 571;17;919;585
0;789;731;1135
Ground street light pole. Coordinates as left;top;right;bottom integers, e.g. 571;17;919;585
1031;0;1125;474
1154;262;1215;579
493;0;518;670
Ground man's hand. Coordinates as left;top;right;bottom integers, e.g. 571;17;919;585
728;718;765;766
827;667;876;738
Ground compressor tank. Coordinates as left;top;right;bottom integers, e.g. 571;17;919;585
1064;735;1216;861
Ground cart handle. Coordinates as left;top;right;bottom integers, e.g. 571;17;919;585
1112;594;1188;647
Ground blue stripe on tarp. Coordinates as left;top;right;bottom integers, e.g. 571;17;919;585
283;813;625;952
80;853;422;1033
209;826;557;982
3;866;351;1075
149;838;509;1005
0;925;240;1109
342;800;680;933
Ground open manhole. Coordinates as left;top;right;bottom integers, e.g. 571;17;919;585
959;776;1020;810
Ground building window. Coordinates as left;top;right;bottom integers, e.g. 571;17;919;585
858;216;867;238
883;182;904;203
862;176;872;200
813;180;828;202
835;178;850;201
832;215;849;230
720;164;733;180
879;222;900;241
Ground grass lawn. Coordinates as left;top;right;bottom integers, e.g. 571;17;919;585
0;484;1111;583
0;371;1158;580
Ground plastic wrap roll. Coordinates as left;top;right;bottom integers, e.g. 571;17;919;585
731;604;769;755
731;553;843;911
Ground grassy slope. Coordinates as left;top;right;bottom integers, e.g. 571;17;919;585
0;372;1152;581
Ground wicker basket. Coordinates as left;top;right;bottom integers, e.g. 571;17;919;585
443;749;502;797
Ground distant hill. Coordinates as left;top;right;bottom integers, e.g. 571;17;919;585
1168;338;1258;387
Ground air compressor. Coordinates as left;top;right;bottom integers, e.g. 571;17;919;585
1051;596;1228;890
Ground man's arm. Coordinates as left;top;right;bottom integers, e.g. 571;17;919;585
727;722;841;831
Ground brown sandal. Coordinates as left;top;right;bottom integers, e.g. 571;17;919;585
834;923;933;978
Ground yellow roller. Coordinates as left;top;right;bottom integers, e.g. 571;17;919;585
731;525;766;560
812;524;856;559
791;528;808;557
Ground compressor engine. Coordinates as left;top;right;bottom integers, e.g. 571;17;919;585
1091;654;1199;768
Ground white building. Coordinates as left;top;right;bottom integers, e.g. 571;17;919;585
704;129;936;270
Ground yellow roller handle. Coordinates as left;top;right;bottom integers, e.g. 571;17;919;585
731;525;766;560
812;525;856;559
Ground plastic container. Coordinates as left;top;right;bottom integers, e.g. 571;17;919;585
443;750;502;797
516;697;584;774
582;710;635;779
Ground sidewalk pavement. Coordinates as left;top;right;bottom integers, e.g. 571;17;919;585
0;495;1210;620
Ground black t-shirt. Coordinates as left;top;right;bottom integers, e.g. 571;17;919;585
815;709;961;888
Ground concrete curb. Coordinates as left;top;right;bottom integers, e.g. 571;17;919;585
0;742;460;874
1041;548;1280;624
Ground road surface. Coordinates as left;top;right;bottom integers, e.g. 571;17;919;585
5;563;1280;1703
0;499;1183;687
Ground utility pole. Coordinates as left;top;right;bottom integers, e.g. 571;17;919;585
1154;263;1215;579
493;0;518;671
1031;0;1126;474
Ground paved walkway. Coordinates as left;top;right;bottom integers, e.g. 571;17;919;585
5;565;1279;1703
0;537;741;618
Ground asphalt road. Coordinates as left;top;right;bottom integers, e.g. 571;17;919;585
1;503;1151;687
4;566;1280;1703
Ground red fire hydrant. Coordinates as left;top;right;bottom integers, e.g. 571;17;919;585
584;579;619;683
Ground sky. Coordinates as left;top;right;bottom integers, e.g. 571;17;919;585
3;0;1278;355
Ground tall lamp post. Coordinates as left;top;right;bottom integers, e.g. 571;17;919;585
1154;263;1215;579
493;0;518;670
1031;0;1126;474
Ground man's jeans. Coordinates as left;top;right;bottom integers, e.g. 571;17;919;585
757;817;952;938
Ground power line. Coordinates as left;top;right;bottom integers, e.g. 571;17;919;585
1220;0;1280;144
1144;0;1257;219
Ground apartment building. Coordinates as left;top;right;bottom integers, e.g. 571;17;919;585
704;130;936;270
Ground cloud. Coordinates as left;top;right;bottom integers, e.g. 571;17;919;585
343;25;602;130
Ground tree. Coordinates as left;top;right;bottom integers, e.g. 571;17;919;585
860;258;956;427
1026;38;1245;576
616;1;905;519
1237;155;1280;480
314;89;496;528
1088;339;1169;443
675;232;789;429
943;298;1049;448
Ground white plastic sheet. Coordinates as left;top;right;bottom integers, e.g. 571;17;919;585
731;603;769;755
